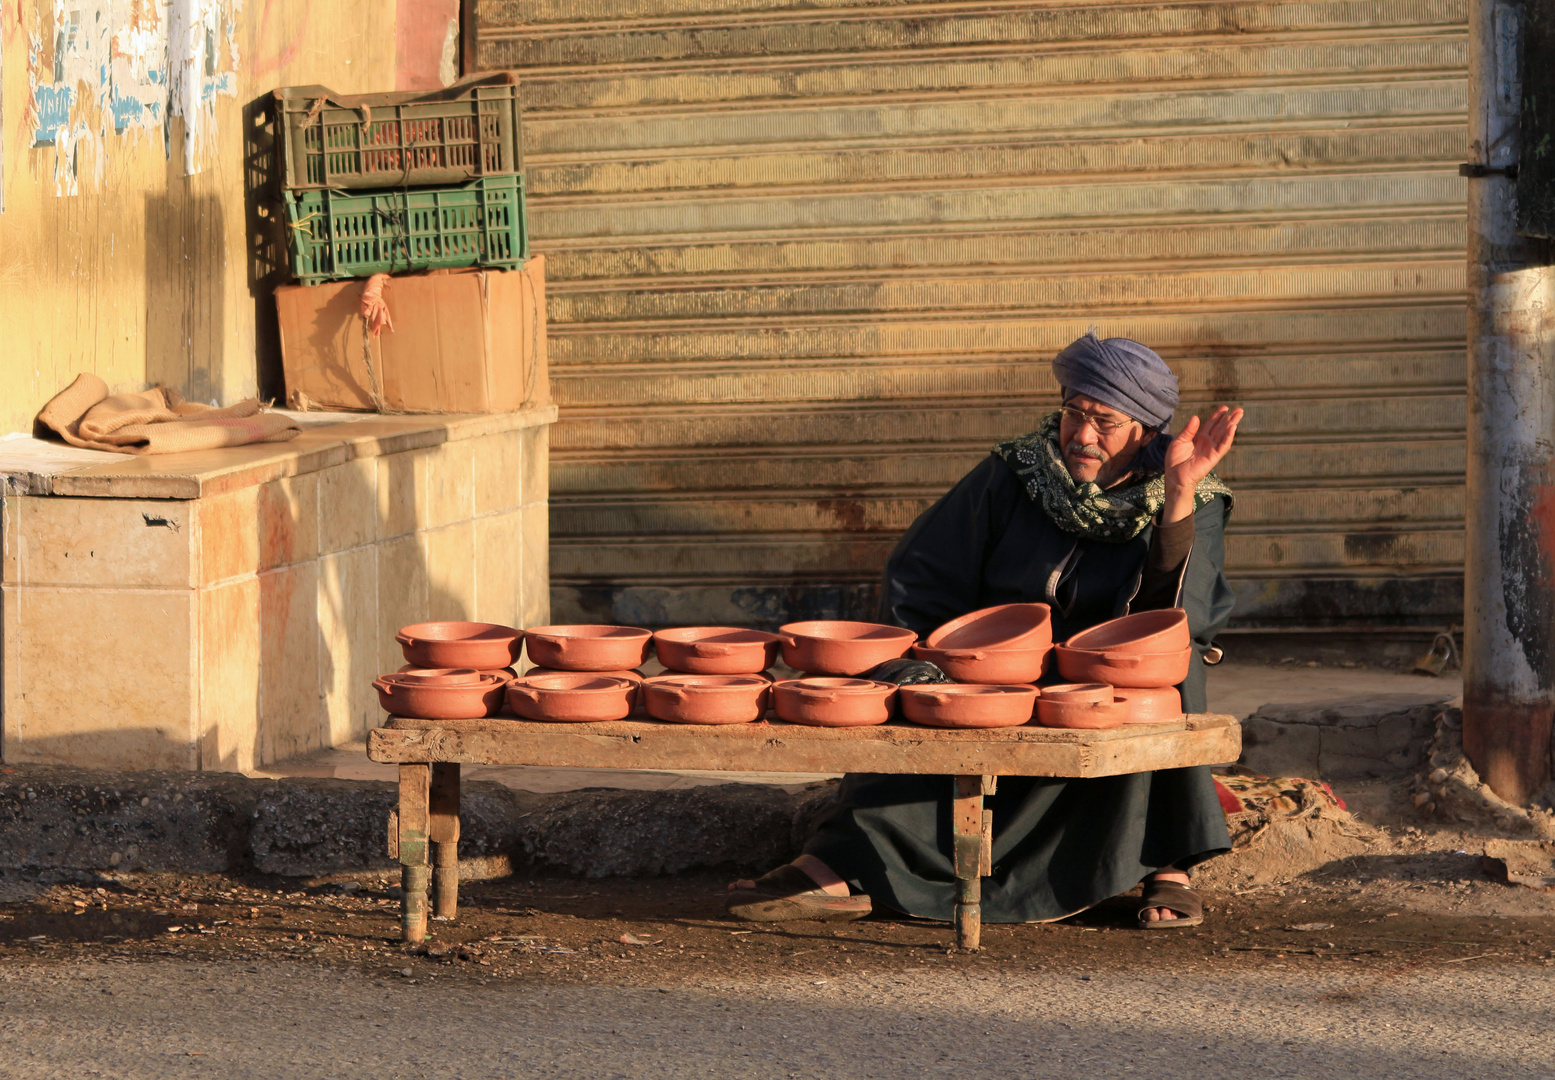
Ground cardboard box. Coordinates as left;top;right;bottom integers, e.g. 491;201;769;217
275;256;549;414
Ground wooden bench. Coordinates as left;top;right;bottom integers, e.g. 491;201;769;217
368;713;1240;949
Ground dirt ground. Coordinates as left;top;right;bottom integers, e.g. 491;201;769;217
3;839;1552;989
4;799;1555;1079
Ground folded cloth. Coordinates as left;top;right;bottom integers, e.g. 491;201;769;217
37;373;300;455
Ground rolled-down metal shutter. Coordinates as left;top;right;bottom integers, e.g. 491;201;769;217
474;0;1467;631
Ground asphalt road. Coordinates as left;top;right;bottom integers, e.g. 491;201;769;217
1;956;1551;1080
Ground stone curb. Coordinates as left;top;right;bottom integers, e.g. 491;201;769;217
0;766;838;881
1237;692;1458;781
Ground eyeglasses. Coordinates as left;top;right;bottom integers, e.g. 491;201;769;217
1059;405;1137;436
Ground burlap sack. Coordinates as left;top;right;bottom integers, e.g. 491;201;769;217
36;373;300;455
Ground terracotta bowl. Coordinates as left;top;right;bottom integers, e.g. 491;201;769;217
398;663;517;681
1113;685;1185;724
653;627;782;675
524;625;653;671
897;684;1039;729
506;673;638;723
396;621;523;670
373;672;507;719
1039;682;1114;704
1035;695;1130;730
1053;645;1192;689
1063;609;1189;654
925;603;1053;653
910;642;1049;685
778;621;917;676
771;678;897;728
390;667;482;686
525;667;645;706
642;675;771;725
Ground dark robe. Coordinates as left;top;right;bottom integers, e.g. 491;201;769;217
802;454;1235;922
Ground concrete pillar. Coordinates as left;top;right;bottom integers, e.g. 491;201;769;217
1463;0;1555;803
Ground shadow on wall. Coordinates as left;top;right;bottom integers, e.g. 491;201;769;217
214;435;472;772
252;444;471;769
242;92;289;404
144;190;226;404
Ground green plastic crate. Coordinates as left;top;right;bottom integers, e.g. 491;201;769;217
273;74;523;190
283;175;529;285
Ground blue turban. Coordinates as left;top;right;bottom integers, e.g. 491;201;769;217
1052;333;1178;431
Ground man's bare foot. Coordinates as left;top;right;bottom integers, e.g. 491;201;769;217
728;854;850;897
1140;869;1191;922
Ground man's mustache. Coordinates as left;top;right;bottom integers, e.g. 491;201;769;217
1065;442;1105;461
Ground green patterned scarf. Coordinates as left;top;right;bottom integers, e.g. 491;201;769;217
992;411;1233;542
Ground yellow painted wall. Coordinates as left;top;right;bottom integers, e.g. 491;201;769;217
0;0;400;437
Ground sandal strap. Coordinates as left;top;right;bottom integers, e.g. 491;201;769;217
1139;879;1202;921
748;862;833;899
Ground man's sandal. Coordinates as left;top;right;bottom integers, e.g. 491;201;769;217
725;864;872;923
1136;879;1204;929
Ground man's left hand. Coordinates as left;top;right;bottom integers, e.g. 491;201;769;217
1161;405;1242;524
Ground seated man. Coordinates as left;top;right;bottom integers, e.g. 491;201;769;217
728;333;1243;928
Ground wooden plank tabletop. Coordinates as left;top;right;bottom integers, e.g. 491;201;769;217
367;713;1240;779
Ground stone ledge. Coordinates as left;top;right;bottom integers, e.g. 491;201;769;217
0;766;836;881
3;405;558;501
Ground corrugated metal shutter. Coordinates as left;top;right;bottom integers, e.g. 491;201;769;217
474;0;1467;631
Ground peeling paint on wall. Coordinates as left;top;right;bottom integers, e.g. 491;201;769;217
169;0;238;174
25;0;241;193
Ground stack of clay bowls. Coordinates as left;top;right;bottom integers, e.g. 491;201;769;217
771;677;899;728
1040;609;1190;728
653;626;781;676
642;674;772;724
507;671;639;723
911;603;1052;684
898;683;1041;729
640;626;783;725
375;621;524;718
777;620;917;676
867;603;1049;728
507;625;653;722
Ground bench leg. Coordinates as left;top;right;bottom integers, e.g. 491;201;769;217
952;774;995;950
429;762;461;920
398;764;431;944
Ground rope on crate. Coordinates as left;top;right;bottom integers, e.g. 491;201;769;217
358;273;393;413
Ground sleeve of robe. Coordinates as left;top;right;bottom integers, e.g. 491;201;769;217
1132;513;1195;614
1164;494;1235;712
877;455;1019;636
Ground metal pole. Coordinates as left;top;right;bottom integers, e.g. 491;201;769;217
1464;0;1555;803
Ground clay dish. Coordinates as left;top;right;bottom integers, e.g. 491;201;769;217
1063;609;1189;654
1035;695;1130;730
390;668;482;686
506;673;637;723
1112;685;1185;723
771;678;897;728
910;642;1049;685
1053;645;1192;689
643;674;771;725
525;667;644;705
396;621;523;670
373;672;507;719
524;625;653;671
1039;682;1114;704
398;664;517;681
925;603;1053;653
897;684;1039;729
653;627;782;675
778;621;917;676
